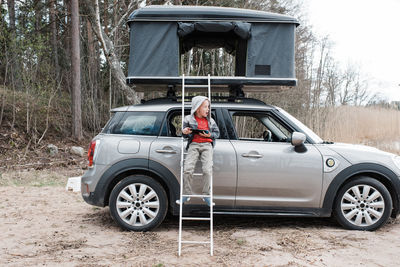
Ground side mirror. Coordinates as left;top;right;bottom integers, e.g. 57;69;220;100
291;132;306;147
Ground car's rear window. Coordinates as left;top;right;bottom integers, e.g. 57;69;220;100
102;111;164;136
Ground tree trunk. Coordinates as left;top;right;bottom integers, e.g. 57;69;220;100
63;0;71;94
7;0;15;31
34;0;42;32
86;18;100;130
6;0;20;91
49;0;60;79
71;0;82;140
81;0;138;104
103;0;109;35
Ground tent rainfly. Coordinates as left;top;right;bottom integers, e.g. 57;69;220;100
126;6;300;91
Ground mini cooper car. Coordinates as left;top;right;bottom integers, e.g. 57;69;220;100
81;97;400;231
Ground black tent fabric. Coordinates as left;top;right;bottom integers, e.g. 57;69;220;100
127;6;299;89
129;22;179;77
177;21;251;39
247;23;295;77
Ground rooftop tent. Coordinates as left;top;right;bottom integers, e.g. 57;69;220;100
126;6;299;91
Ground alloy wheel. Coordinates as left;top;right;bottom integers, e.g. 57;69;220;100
340;184;385;227
116;183;160;227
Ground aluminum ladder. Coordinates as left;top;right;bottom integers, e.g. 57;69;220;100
177;74;214;256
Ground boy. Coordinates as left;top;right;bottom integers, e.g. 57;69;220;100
177;96;220;207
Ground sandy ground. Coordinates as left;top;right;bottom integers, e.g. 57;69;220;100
1;170;400;267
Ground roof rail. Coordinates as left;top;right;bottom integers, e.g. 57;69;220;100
140;96;267;105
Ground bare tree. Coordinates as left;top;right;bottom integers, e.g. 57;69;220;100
71;0;82;140
323;57;342;107
352;74;369;106
81;0;139;104
49;0;60;79
340;64;369;106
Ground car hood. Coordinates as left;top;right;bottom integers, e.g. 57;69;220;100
325;142;397;169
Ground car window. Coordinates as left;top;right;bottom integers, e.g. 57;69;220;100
106;111;164;136
168;113;187;137
230;111;291;142
161;109;223;138
102;112;123;134
232;114;266;140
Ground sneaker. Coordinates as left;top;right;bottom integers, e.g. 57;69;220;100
176;197;190;205
202;197;215;207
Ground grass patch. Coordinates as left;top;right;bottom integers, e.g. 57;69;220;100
236;239;246;246
0;169;72;187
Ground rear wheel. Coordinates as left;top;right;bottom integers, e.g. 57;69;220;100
334;177;392;231
109;175;168;231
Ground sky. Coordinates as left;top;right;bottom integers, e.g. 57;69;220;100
305;0;400;102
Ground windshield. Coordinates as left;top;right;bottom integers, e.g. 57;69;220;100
277;108;323;144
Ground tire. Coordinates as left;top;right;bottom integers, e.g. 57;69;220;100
334;176;392;231
109;175;168;231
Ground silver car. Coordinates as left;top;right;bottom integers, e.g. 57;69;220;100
81;98;400;231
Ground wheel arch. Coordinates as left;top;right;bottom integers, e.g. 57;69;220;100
94;158;180;210
322;163;400;218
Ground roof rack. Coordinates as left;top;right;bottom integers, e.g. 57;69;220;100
141;96;266;106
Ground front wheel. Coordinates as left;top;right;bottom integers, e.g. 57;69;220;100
109;175;168;231
334;177;392;231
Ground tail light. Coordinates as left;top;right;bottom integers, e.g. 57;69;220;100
88;140;97;167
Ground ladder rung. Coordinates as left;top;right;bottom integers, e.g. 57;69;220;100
184;85;209;88
182;217;211;221
179;74;213;257
181;241;211;244
182;194;211;198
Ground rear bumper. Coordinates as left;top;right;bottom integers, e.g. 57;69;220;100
81;190;104;207
81;166;107;207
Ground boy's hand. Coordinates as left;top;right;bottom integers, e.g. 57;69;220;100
199;131;211;138
182;127;192;135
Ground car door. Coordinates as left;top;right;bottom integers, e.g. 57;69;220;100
149;108;237;207
225;109;323;208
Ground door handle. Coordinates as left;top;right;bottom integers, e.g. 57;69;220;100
241;153;263;158
155;149;177;154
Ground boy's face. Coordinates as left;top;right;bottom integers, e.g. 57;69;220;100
195;100;209;118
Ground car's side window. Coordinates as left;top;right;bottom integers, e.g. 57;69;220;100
161;109;226;138
232;113;266;140
159;110;189;137
109;111;164;136
169;113;186;137
230;111;292;142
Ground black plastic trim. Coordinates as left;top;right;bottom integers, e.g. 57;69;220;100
173;205;325;217
84;158;180;209
126;77;297;86
148;160;180;213
322;163;400;216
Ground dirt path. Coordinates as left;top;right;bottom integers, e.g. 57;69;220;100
1;182;399;267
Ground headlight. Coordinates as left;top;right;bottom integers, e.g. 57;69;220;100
392;155;400;170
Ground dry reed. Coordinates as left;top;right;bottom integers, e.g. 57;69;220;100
316;106;400;154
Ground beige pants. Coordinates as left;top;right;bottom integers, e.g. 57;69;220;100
183;142;213;195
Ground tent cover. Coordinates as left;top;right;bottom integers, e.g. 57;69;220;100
127;6;299;91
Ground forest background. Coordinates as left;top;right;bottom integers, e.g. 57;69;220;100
1;0;400;164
